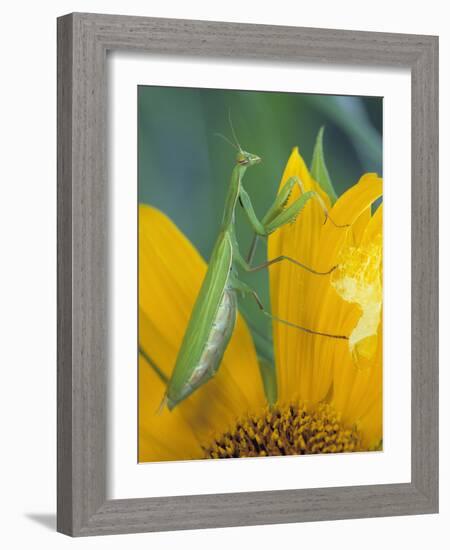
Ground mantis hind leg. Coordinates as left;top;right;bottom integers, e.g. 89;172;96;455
231;278;348;341
244;234;337;275
235;243;337;276
245;254;337;276
253;292;348;340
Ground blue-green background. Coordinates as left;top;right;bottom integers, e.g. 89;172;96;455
138;86;382;360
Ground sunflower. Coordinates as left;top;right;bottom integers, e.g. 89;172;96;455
139;147;383;462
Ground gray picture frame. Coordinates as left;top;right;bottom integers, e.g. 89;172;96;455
57;12;439;537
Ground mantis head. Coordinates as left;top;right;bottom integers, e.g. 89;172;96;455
236;150;261;166
226;111;261;166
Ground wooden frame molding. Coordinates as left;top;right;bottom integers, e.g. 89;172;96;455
57;12;438;536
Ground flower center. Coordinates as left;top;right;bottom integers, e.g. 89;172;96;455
203;403;364;459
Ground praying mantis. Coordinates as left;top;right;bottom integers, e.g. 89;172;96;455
153;128;348;411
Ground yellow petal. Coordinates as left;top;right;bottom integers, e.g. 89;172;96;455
139;354;203;461
139;205;265;461
358;397;383;450
268;147;332;404
331;326;383;449
330;207;383;449
351;208;371;247
268;148;383;406
331;205;383;360
329;173;383;227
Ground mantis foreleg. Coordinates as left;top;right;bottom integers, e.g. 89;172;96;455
284;175;349;229
241;174;349;266
240;175;348;242
264;190;316;233
244;176;302;260
239;186;315;236
261;176;298;225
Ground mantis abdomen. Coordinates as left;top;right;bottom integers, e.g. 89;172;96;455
187;286;237;388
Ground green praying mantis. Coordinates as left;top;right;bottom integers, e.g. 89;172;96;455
144;126;349;411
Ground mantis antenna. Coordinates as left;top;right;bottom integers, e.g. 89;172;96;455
214;132;239;150
228;109;242;151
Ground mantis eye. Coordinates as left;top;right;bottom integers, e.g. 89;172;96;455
236;153;248;165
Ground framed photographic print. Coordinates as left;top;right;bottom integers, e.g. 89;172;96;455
57;13;438;536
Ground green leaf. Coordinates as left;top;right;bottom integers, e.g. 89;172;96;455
310;126;338;205
257;357;278;405
239;309;277;404
139;346;168;385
